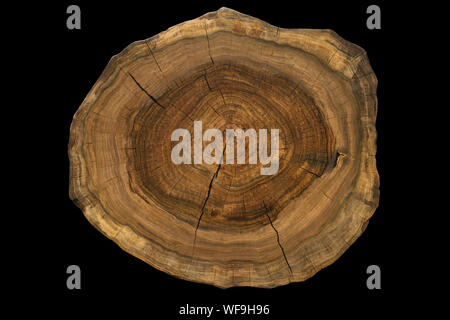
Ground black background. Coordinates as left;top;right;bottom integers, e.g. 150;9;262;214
21;0;425;316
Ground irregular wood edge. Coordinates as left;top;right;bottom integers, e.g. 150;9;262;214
68;7;379;288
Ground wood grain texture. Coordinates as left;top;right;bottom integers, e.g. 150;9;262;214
69;7;379;288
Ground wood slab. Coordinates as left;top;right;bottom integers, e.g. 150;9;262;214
69;7;379;288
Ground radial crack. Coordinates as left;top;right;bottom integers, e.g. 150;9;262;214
144;41;164;73
263;201;293;274
193;146;226;244
128;72;166;109
204;24;215;65
204;72;212;91
219;89;226;105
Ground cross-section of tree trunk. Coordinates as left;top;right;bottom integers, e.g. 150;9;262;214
69;7;379;288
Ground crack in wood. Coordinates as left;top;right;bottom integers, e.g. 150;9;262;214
204;72;212;91
219;89;226;105
263;201;293;275
204;23;215;65
128;72;166;109
193;146;226;244
144;40;164;74
299;165;321;177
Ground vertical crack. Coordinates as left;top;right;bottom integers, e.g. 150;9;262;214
144;40;164;74
204;23;215;65
263;201;293;274
219;89;226;105
204;72;212;91
203;72;228;122
128;72;166;109
193;146;226;244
